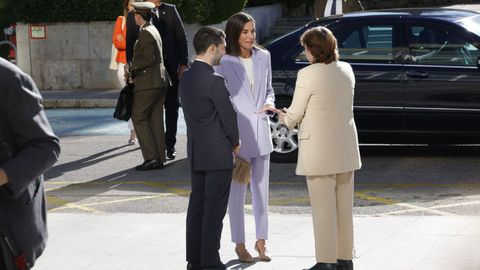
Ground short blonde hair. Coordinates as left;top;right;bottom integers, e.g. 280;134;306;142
300;26;339;64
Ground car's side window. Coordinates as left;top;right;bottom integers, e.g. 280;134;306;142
337;25;394;62
294;24;395;63
407;25;479;66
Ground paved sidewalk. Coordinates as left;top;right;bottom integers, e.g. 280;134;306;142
34;214;479;270
42;89;119;108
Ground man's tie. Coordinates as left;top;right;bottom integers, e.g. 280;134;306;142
151;8;158;25
331;0;336;15
153;7;158;17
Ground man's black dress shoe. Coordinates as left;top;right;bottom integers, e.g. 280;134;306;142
303;262;337;270
166;148;176;160
202;263;226;270
187;262;201;270
135;159;163;171
337;260;353;270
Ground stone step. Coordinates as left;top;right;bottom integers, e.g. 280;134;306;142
267;16;313;39
271;25;304;32
276;16;315;22
263;16;314;43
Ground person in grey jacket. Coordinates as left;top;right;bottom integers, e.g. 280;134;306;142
0;57;61;269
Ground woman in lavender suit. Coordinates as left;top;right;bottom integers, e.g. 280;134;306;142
215;12;275;263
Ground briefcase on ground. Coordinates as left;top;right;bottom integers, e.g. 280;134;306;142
232;156;251;184
113;83;134;121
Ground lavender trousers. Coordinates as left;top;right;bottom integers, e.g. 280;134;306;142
228;154;270;243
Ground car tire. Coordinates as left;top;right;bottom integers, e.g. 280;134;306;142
270;96;298;163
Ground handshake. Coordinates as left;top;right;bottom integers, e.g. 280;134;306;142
259;105;287;123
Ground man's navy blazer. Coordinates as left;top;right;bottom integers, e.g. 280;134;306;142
179;61;239;171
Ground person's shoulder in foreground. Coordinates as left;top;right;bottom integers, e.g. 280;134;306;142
1;57;25;77
0;57;60;268
0;58;44;102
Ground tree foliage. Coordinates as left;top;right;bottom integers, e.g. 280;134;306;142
0;0;247;25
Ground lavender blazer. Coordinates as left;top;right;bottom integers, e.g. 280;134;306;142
215;47;275;158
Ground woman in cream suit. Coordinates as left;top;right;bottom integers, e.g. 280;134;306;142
215;12;275;263
279;27;361;270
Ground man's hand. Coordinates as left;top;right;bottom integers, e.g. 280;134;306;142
124;65;135;84
124;64;130;83
178;64;188;80
233;144;241;156
0;168;8;186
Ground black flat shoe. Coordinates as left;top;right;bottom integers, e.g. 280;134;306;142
135;159;163;171
303;262;337;270
337;260;353;270
167;148;176;160
187;262;201;270
202;263;226;270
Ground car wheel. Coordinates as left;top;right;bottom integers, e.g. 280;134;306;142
270;96;298;163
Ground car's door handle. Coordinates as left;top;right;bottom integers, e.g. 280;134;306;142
406;70;429;79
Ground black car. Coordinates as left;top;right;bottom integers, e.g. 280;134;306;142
265;8;480;162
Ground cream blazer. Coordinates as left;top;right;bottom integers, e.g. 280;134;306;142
284;61;362;176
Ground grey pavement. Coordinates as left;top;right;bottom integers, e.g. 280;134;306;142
34;131;480;270
34;214;480;270
42;89;119;108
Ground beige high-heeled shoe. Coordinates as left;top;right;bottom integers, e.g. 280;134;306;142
235;246;254;263
255;240;272;262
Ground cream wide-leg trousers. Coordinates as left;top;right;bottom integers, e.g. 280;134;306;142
306;171;354;263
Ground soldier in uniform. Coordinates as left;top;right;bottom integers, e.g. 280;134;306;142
128;1;171;170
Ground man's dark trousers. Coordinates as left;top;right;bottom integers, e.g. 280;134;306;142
186;169;232;268
164;76;179;151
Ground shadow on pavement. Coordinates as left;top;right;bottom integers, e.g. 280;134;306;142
225;258;259;269
45;144;139;179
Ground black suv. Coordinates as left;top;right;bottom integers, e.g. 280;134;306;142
265;8;480;162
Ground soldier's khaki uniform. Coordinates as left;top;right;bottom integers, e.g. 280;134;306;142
131;22;170;163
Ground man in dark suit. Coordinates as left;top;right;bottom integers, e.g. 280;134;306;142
314;0;364;19
129;1;171;170
125;4;139;64
127;0;188;160
179;27;240;270
0;57;61;269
